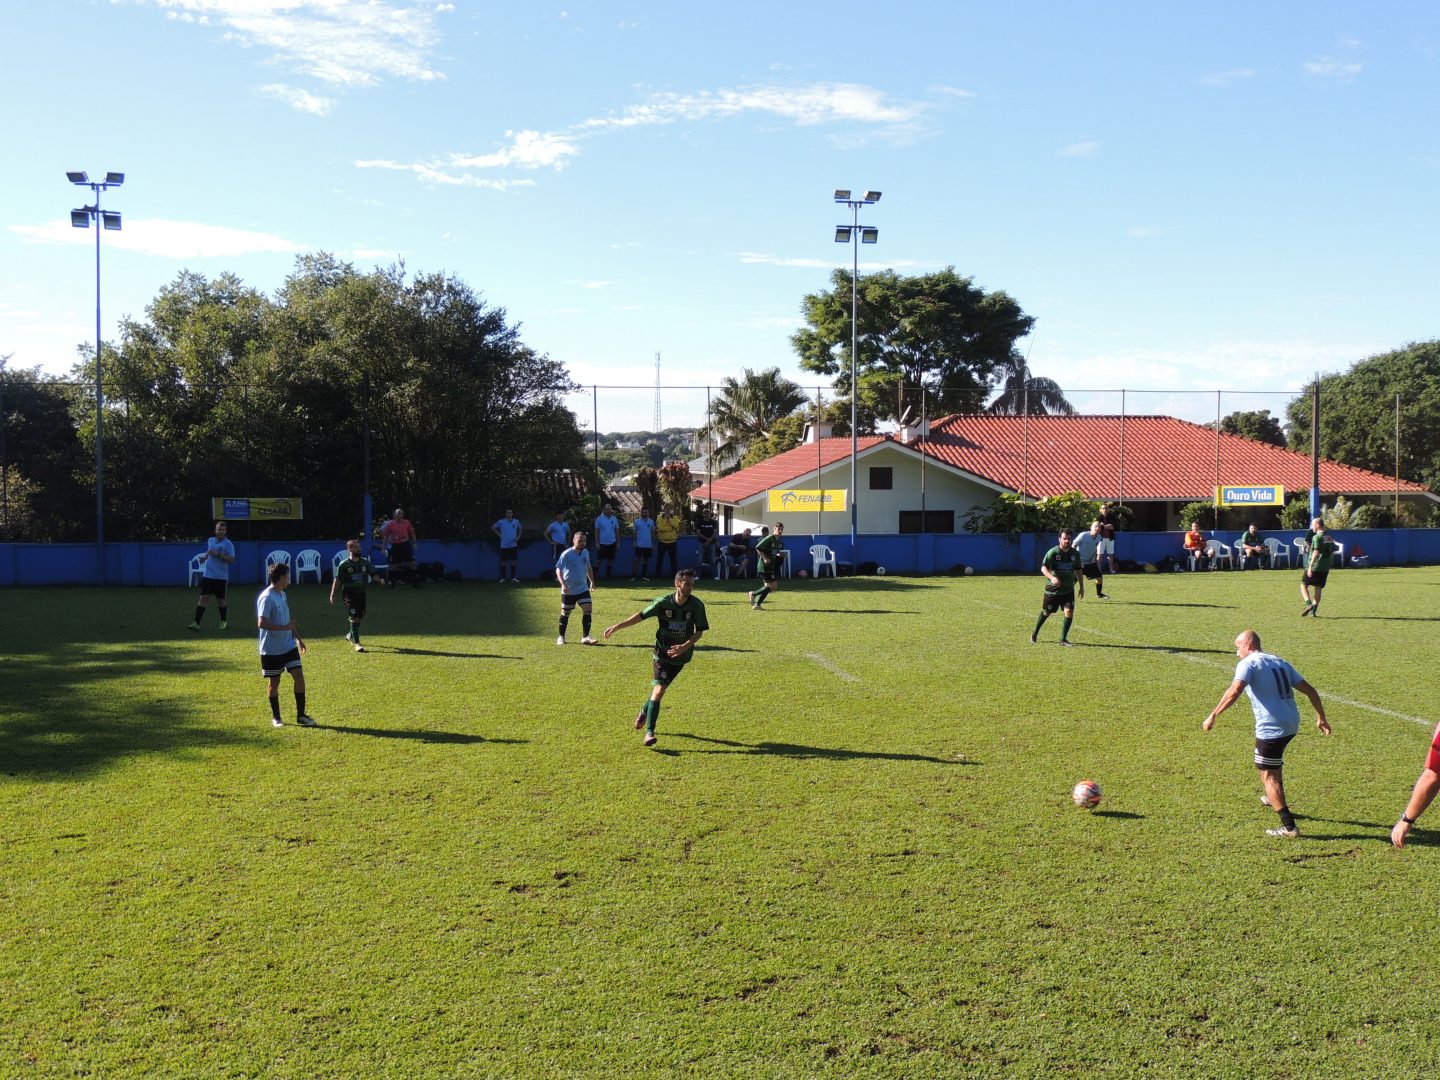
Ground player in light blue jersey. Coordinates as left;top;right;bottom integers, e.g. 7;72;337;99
544;512;571;562
492;509;523;582
188;520;236;630
256;562;316;728
555;531;598;645
1203;629;1330;837
1072;519;1109;599
631;509;656;580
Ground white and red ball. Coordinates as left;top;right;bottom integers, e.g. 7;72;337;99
1072;779;1102;809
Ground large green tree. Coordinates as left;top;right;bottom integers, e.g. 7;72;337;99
1286;340;1440;491
791;267;1035;424
0;358;91;541
696;367;808;474
1214;408;1285;447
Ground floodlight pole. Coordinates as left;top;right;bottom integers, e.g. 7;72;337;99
834;190;881;551
68;171;123;572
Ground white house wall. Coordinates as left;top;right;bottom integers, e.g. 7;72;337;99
730;445;999;534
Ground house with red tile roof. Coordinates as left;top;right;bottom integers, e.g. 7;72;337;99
700;415;1432;533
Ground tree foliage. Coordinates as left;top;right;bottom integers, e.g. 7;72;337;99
696;367;808;474
1214;409;1285;447
962;491;1117;535
1286;340;1440;491
657;461;695;520
791;267;1035;424
32;255;586;541
0;358;92;541
985;358;1076;417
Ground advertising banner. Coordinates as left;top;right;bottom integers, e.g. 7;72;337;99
211;497;304;521
766;489;847;513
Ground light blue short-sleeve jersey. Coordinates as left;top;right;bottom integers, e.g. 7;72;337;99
202;537;235;581
556;547;593;594
545;521;569;546
256;586;294;656
1072;532;1100;566
633;517;655;548
493;518;522;548
1235;652;1304;740
594;513;619;545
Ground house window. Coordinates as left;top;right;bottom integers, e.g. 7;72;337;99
869;467;893;490
898;511;955;534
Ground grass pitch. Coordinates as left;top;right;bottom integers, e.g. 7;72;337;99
3;567;1440;1076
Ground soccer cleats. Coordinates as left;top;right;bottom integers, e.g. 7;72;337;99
296;715;318;727
1265;825;1299;839
581;635;599;645
643;732;658;747
556;635;566;646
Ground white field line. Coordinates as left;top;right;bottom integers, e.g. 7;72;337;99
805;651;859;683
971;597;1435;730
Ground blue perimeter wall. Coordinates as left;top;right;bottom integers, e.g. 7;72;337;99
4;530;1439;587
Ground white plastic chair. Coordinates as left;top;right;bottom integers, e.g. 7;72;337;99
265;550;292;573
1264;537;1290;569
294;549;322;583
1331;541;1345;569
810;544;837;578
1293;537;1309;567
332;550;348;579
1186;545;1207;572
187;553;206;587
1204;539;1233;570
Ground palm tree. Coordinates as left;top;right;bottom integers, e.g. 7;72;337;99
985;356;1076;416
697;367;808;474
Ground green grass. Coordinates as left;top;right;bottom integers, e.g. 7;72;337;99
3;568;1440;1076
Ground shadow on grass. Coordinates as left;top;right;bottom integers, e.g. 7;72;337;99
1107;601;1237;610
324;725;525;745
770;608;922;615
1316;615;1440;623
0;642;251;779
668;732;974;765
370;645;523;660
1091;809;1145;820
599;644;758;654
1085;643;1235;655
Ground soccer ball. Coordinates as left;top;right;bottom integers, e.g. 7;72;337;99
876;566;887;576
797;569;809;578
964;566;974;576
1072;779;1102;809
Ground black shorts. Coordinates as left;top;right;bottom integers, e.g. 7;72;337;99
1042;587;1076;614
1255;734;1295;770
761;566;779;583
1082;563;1102;581
560;590;592;611
635;546;653;558
199;577;228;599
343;588;367;619
499;546;518;561
261;648;303;678
1302;569;1329;589
652;657;687;687
390;541;414;565
598;542;618;561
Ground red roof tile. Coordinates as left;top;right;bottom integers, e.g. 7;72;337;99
918;414;1427;499
703;436;890;504
704;416;1426;504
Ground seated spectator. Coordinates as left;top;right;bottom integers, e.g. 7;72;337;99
724;528;752;578
1183;522;1209;570
1238;523;1269;569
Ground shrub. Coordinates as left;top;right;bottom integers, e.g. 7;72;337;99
1280;498;1312;530
1350;503;1395;529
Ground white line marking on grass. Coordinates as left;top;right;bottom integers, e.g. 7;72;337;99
973;598;1436;729
805;652;859;683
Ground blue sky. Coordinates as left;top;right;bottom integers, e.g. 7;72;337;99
4;1;1437;432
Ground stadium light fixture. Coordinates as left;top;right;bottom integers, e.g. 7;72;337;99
832;187;883;550
64;169;125;571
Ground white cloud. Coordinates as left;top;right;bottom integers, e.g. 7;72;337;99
256;83;334;115
353;159;536;189
1198;68;1255;87
1304;58;1363;80
137;0;448;88
735;252;937;271
8;218;305;259
362;81;939;187
1058;140;1100;158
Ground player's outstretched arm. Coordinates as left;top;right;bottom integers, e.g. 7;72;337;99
604;612;643;639
1295;680;1330;734
1203;680;1246;730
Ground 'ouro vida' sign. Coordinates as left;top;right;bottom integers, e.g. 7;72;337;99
1215;485;1284;507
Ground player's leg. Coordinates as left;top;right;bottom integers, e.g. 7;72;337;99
1256;736;1297;835
580;598;597;644
1059;599;1075;645
1031;593;1054;642
557;593;575;643
290;661;314;725
263;670;284;726
1309;576;1325;615
1394;724;1440;847
190;582;212;629
1299;572;1312;612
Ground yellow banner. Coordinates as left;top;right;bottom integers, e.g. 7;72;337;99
767;489;847;513
211;497;305;521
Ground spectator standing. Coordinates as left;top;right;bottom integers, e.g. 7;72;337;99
492;509;523;583
631;509;656;580
655;507;682;578
695;506;721;579
593;503;621;579
1073;519;1109;598
1097;504;1119;574
379;508;419;588
545;512;571;563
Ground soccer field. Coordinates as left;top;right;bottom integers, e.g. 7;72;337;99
3;568;1438;1076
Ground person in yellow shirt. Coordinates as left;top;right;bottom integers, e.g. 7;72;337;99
655;507;683;578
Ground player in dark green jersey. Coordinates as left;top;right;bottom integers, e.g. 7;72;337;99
1300;517;1337;616
1031;528;1085;646
329;539;386;652
748;522;786;609
604;568;709;748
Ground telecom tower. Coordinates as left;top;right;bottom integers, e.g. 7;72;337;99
653;352;662;433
